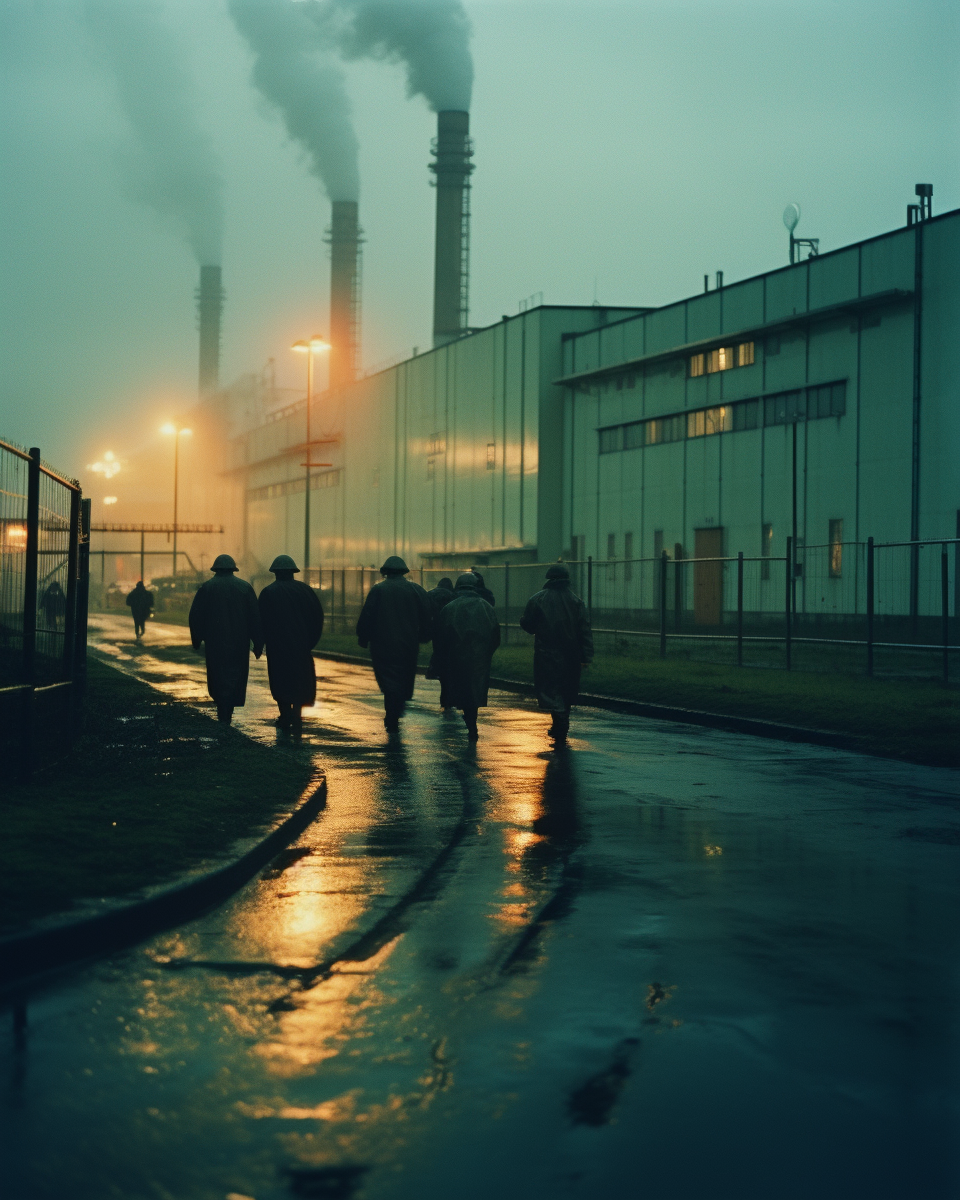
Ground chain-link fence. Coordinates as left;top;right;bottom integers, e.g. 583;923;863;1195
0;439;89;777
274;537;957;682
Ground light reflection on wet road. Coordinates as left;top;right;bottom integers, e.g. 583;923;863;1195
3;615;960;1199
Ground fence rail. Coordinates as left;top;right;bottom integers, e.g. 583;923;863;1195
1;439;89;777
251;536;957;683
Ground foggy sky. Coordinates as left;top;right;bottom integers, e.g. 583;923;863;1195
0;0;956;483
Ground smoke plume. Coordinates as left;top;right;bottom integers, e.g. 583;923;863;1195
84;0;223;264
229;0;360;202
317;0;473;112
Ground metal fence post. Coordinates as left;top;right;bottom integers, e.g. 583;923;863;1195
76;498;91;691
659;550;668;659
784;536;793;671
737;551;744;667
674;543;683;630
23;448;41;686
587;556;593;627
866;536;875;677
63;487;80;679
942;543;950;686
503;561;510;645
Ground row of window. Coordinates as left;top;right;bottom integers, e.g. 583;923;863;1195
689;341;755;377
598;381;846;454
249;469;341;501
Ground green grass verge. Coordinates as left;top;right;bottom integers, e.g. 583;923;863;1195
0;658;316;936
315;628;959;768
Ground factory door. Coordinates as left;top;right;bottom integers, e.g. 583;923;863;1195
694;527;724;626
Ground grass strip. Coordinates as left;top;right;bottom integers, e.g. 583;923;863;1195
0;657;315;936
314;628;958;768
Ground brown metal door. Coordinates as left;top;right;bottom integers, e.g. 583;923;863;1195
694;528;724;625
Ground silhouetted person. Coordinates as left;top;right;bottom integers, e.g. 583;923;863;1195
188;554;263;725
520;564;593;746
426;577;455;615
258;554;324;731
356;555;432;731
41;580;67;630
126;580;154;637
432;573;500;740
470;569;496;606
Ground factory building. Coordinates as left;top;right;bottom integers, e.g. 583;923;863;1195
231;204;958;623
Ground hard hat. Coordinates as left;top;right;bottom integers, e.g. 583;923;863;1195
211;554;238;572
269;554;300;573
455;572;478;588
546;564;570;580
380;555;409;574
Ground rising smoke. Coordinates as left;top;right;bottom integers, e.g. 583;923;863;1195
83;0;223;264
316;0;473;112
229;0;360;202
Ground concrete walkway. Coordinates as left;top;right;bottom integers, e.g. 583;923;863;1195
2;614;959;1199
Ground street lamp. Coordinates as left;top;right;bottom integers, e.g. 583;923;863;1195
291;336;331;574
160;422;192;577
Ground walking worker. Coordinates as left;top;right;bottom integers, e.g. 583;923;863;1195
432;572;501;740
356;555;432;731
188;554;263;725
258;554;324;730
470;569;496;606
41;580;67;630
126;579;154;638
426;576;455;616
519;563;593;746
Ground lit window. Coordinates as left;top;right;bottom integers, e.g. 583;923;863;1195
689;354;705;377
688;410;706;438
829;519;843;577
486;442;496;470
738;342;755;366
705;406;733;435
707;346;735;373
599;427;621;454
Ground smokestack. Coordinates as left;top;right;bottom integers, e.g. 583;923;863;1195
327;200;361;388
430;110;473;347
197;264;223;396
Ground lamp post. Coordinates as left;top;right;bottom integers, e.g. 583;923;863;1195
160;423;192;577
291;336;331;575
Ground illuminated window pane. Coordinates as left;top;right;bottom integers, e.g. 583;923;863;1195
687;410;706;438
829;518;843;577
690;354;705;377
738;341;755;366
486;442;496;469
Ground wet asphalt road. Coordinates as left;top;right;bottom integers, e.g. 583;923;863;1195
2;614;960;1199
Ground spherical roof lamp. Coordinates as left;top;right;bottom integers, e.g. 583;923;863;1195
783;203;801;233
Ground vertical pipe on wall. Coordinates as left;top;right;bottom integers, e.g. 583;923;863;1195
64;488;80;678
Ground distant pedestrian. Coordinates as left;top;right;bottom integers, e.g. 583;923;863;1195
470;569;496;606
432;573;500;740
188;554;263;725
519;564;593;746
41;580;67;631
426;577;455;616
258;554;324;731
356;555;432;731
126;580;154;638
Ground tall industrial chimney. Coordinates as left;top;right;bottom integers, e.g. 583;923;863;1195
430;110;474;347
327;200;362;388
197;264;223;396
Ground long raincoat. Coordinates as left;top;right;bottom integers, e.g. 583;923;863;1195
432;585;501;711
126;583;154;622
519;580;594;714
188;573;264;707
258;578;324;706
356;575;432;701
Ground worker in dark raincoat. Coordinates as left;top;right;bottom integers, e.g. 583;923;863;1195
41;580;67;630
188;554;263;724
470;569;496;606
426;577;455;616
126;580;154;637
258;554;324;730
432;573;500;740
356;555;432;731
519;563;593;745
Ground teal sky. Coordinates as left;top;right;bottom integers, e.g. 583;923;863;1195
1;0;957;473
